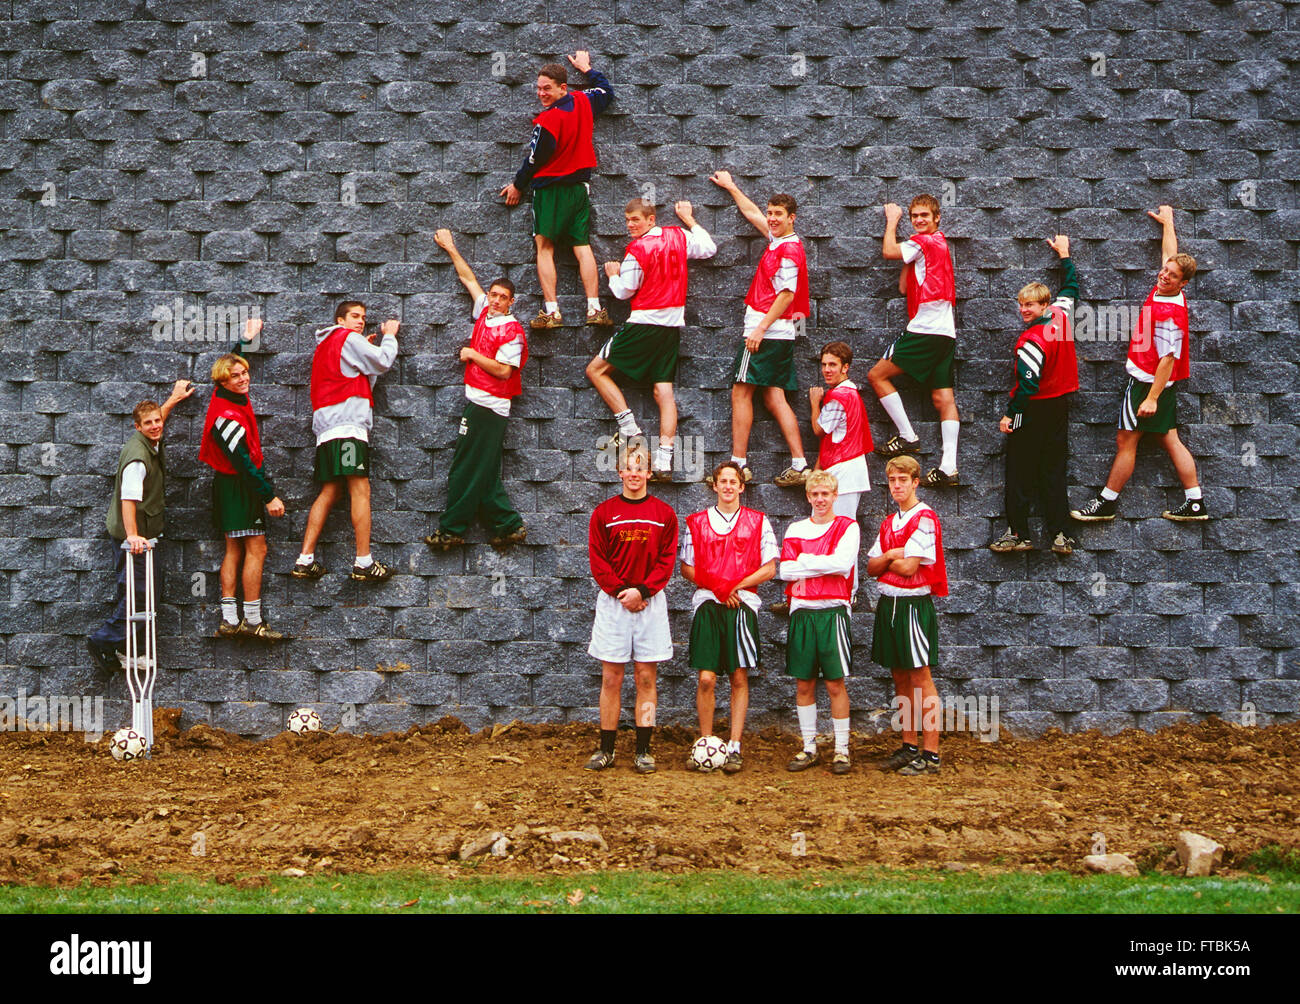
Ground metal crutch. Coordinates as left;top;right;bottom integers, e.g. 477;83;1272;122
122;539;158;756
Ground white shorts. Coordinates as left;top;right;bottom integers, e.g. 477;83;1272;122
832;492;861;519
588;590;673;664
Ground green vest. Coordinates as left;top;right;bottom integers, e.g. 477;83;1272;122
106;430;166;540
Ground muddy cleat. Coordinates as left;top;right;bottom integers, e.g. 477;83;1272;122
1162;498;1208;522
922;467;960;488
704;465;753;487
769;600;790;616
350;560;394;582
989;529;1034;553
586;307;614;326
633;752;657;774
1051;532;1077;555
879;746;919;772
87;639;122;676
1070;495;1117;522
875;435;922;459
774;466;810;487
214;619;244;638
241;621;285;643
530;310;563;329
423;530;466;551
831;751;851;775
898;753;941;776
723;750;744;774
787;749;821;772
584;750;616;771
488;526;527;548
648;467;673;484
291;559;326;579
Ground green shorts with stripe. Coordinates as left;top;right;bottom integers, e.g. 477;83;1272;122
1119;376;1177;434
732;338;798;391
871;593;939;670
785;607;852;681
689;601;760;674
532;182;591;246
211;471;266;536
885;330;956;390
314;438;370;483
601;323;680;385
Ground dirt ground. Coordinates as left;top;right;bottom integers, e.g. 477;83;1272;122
0;713;1296;886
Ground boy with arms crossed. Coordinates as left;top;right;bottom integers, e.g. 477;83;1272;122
990;236;1079;555
680;461;779;772
200;317;288;640
425;229;529;550
708;169;811;487
585;445;679;774
868;456;948;776
587;197;717;480
293;300;399;582
1071;206;1206;522
780;471;860;775
869;196;961;488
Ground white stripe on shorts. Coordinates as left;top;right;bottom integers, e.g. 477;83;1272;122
835;612;852;678
908;605;930;667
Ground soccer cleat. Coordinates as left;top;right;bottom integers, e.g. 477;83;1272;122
703;466;753;487
241;621;285;643
584;750;616;771
87;639;122;676
488;526;527;548
1051;532;1077;555
350;560;393;582
723;750;744;774
1070;495;1117;521
214;619;244;638
898;753;941;776
530;310;563;329
423;530;465;550
787;748;821;772
874;435;922;458
769;600;790;616
291;559;326;579
831;751;851;775
648;467;673;484
633;752;657;774
1162;498;1208;522
586;307;614;326
774;466;810;487
878;746;919;772
989;529;1034;553
922;467;960;488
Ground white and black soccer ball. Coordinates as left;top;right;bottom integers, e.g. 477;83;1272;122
690;735;729;772
287;707;322;735
110;728;148;762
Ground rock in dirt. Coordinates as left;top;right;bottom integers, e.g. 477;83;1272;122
1176;831;1224;877
459;831;505;860
549;829;608;853
1082;853;1139;877
280;867;307;877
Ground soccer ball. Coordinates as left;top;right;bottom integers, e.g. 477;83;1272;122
287;707;322;735
110;728;148;762
690;735;729;772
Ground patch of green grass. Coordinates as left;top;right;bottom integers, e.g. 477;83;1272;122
1238;844;1300;876
2;867;1298;914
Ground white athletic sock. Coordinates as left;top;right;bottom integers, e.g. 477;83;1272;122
654;444;672;470
545;300;559;315
796;703;818;753
833;716;850;755
728;739;740;754
879;392;917;441
1101;487;1119;501
244;598;262;626
587;297;601;312
615;409;641;436
791;457;808;471
1185;486;1202;500
730;455;747;467
940;419;960;475
297;552;313;565
354;554;374;568
221;597;239;626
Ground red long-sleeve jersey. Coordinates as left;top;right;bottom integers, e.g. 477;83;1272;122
588;493;678;599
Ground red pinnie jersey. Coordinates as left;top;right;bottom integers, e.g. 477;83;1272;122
465;311;528;399
533;90;597;180
876;506;948;597
782;515;857;603
627;226;689;312
1011;304;1079;401
744;237;810;320
310;327;373;411
818;382;873;467
904;231;956;320
1128;287;1190;383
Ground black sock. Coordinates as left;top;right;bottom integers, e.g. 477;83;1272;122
600;729;617;755
901;742;918;754
635;726;653;756
922;750;940;763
